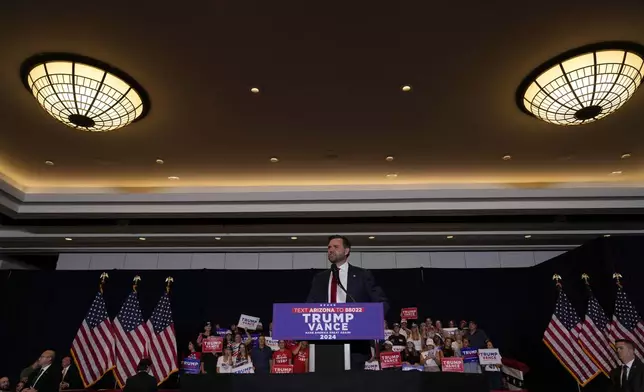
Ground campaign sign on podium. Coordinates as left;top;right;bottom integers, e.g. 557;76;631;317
272;303;385;340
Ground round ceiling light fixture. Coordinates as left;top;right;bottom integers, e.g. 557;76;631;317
20;53;150;132
516;42;644;126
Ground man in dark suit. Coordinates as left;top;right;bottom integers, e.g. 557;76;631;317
306;235;389;371
23;350;60;392
123;359;157;392
59;357;81;390
610;339;644;392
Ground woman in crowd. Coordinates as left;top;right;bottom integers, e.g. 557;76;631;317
408;324;423;351
224;332;234;349
443;337;456;357
452;333;463;353
186;341;201;361
272;340;293;370
483;340;504;390
217;347;234;374
421;341;441;372
460;337;481;374
448;320;456;328
196;322;213;348
231;331;252;357
234;344;253;368
402;341;421;365
435;320;444;337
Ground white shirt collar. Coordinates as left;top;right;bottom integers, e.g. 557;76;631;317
625;359;635;368
41;364;52;372
335;261;349;271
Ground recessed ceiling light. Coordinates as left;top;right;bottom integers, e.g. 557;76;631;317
291;236;298;240
139;237;146;241
604;234;611;237
270;157;279;163
168;176;180;180
215;237;221;241
156;159;164;164
385;156;395;162
516;42;644;126
368;236;375;240
251;87;260;94
446;235;454;239
44;160;55;166
524;235;532;238
21;53;150;132
621;153;632;159
401;85;412;92
502;155;512;161
386;173;398;178
611;171;623;175
64;237;72;241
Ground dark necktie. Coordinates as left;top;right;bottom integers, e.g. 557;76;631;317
330;272;338;303
32;369;45;388
622;365;628;389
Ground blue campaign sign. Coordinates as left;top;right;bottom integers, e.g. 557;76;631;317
272;303;385;340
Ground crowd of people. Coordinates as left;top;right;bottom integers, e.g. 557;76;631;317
185;317;504;389
0;351;82;392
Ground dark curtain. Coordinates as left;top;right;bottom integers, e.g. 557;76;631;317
1;237;643;392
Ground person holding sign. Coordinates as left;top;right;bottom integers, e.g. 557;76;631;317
306;235;389;371
460;337;481;374
482;340;503;390
272;340;293;370
401;341;421;365
233;344;253;370
421;342;441;372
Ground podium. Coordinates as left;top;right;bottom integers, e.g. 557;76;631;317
272;302;385;372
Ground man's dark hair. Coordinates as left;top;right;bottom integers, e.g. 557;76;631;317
137;358;152;372
328;235;351;256
616;339;636;349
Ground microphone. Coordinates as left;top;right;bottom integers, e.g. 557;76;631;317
331;263;356;303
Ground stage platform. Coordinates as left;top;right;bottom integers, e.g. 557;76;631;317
180;372;489;392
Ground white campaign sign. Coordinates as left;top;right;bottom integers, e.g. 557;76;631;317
364;361;380;371
238;314;260;330
478;348;502;365
392;345;405;353
265;337;280;351
232;363;255;374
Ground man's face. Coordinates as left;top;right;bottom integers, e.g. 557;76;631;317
0;377;9;390
393;326;400;334
616;341;635;363
62;357;71;368
38;351;54;367
302;341;308;348
327;238;348;264
259;336;266;347
469;322;477;332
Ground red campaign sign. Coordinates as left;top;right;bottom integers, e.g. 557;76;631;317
202;336;223;353
400;307;418;319
272;365;294;374
379;352;402;369
441;357;464;373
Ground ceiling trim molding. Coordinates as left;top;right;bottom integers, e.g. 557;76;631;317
3;175;644;217
0;244;576;254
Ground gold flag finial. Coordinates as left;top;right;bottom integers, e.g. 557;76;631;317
165;276;174;293
552;274;562;289
99;272;109;293
613;272;623;288
133;275;141;292
581;273;590;284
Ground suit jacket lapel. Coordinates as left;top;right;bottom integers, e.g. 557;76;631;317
347;264;356;300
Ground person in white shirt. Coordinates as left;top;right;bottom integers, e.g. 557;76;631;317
23;351;59;392
217;348;234;374
610;339;644;391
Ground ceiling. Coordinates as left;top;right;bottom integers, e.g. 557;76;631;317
1;0;644;190
2;0;644;258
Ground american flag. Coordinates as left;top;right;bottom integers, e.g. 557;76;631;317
70;290;115;387
543;289;600;386
579;293;618;376
113;290;151;387
146;292;178;384
609;287;644;360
